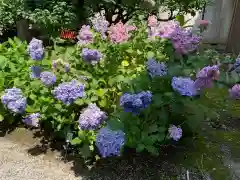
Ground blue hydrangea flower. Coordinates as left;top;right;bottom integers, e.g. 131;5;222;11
96;127;125;157
23;113;40;127
146;58;167;77
91;13;109;39
81;48;102;65
171;77;197;97
168;125;182;141
27;38;44;60
30;66;41;79
1;88;27;114
120;91;152;114
53;80;85;105
40;71;56;86
78;103;107;130
233;58;240;73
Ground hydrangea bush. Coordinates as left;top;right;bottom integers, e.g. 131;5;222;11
0;15;240;159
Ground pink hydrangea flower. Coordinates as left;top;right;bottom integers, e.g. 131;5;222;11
108;22;136;43
148;15;158;27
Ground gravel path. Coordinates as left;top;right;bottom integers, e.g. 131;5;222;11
0;137;79;180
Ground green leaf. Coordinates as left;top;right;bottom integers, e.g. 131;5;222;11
0;55;7;69
0;114;4;122
0;78;4;87
136;144;145;152
108;119;124;130
26;106;38;113
176;14;185;26
145;146;159;156
55;104;62;111
80;144;91;157
75;99;84;106
148;124;158;133
90;96;98;101
29;94;37;100
147;51;155;59
96;88;108;97
121;60;129;67
71;137;82;145
99;98;107;107
152;94;163;106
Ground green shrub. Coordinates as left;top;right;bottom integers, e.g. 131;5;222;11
0;16;239;160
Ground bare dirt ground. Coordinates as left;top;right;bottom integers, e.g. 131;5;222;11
0;125;240;180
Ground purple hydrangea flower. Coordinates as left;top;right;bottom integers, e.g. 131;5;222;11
171;76;197;97
77;25;94;46
96;127;125;157
196;65;219;79
229;84;240;100
148;21;201;54
194;65;220;90
30;65;41;79
64;63;70;72
91;14;109;39
40;71;56;86
1;88;27;114
168;125;182;141
82;48;102;65
52;60;58;69
120;91;152;114
53;80;85;105
23;113;40;127
146;58;167;77
27;38;44;60
78;103;107;130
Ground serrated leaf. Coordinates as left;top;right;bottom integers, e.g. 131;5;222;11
96;88;108;97
0;114;4;121
80;144;91;157
0;55;7;69
136;144;145;152
147;51;155;59
71;137;82;145
26;106;37;113
148;124;158;133
121;60;129;67
108;119;124;130
55;104;62;110
75;99;84;106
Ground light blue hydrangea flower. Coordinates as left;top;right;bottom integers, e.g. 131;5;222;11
23;113;40;127
96;127;125;157
146;58;167;77
53;80;85;105
168;125;182;141
81;48;102;65
78;103;107;130
30;66;41;79
120;91;152;114
171;76;197;97
40;71;56;86
27;38;44;60
1;88;27;114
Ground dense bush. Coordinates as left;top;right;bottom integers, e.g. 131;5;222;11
0;14;239;160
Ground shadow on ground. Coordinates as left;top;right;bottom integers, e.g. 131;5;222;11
1;119;240;180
